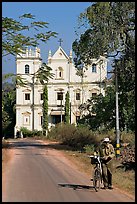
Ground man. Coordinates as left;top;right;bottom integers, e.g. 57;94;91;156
95;137;115;189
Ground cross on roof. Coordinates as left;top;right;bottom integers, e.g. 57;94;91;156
58;38;63;46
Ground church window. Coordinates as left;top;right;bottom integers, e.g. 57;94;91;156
40;93;43;100
25;64;29;74
92;93;97;97
59;71;62;78
58;67;63;79
23;116;30;125
57;92;63;100
76;116;80;123
25;93;30;100
92;64;97;73
76;92;80;100
41;116;43;125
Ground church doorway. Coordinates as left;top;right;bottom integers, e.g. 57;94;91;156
52;115;65;124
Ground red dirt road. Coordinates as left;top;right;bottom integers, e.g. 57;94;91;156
2;138;135;202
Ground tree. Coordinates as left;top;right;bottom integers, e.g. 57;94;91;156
2;13;57;57
2;14;57;135
36;63;55;135
72;2;135;66
73;2;135;132
2;82;16;138
42;84;48;135
35;63;54;84
78;86;116;131
65;91;70;124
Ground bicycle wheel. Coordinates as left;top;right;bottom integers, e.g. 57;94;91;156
93;168;101;192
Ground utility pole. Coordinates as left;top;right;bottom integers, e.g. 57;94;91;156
81;61;84;105
70;102;71;123
68;52;72;124
61;98;62;124
108;68;120;158
60;90;63;125
32;74;35;131
99;60;103;94
115;66;120;158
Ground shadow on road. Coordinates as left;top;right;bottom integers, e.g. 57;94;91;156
4;138;74;152
58;183;95;192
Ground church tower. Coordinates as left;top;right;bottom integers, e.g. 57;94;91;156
15;47;42;136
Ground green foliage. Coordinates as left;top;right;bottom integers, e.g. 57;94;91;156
47;123;98;151
78;87;115;131
47;123;76;142
20;127;33;137
72;2;135;132
42;84;48;135
35;63;54;84
65;91;70;124
3;73;28;87
36;63;55;136
2;82;16;138
113;53;135;131
73;2;135;65
120;131;135;145
20;127;42;137
2;14;58;57
83;144;95;154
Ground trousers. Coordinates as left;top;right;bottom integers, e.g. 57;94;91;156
102;162;112;186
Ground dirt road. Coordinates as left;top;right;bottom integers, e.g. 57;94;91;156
2;138;135;202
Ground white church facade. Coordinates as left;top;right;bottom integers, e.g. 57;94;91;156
15;45;107;136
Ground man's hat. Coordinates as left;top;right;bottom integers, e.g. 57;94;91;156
103;137;110;142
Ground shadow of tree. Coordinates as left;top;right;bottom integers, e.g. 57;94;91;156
5;138;75;152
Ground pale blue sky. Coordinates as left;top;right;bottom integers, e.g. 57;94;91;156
2;2;92;74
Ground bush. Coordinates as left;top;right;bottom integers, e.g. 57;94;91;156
83;144;95;154
20;127;33;137
20;127;42;137
47;123;98;151
47;124;135;153
47;123;77;142
120;131;135;145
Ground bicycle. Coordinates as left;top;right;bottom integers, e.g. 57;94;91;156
89;155;103;192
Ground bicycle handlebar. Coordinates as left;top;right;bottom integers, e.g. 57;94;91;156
88;155;103;159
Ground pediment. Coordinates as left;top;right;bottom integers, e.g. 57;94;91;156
22;111;31;115
52;46;69;60
38;89;43;92
22;88;31;92
73;88;81;92
89;88;99;92
54;88;64;92
38;112;42;115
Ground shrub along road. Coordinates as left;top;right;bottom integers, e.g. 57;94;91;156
2;138;135;202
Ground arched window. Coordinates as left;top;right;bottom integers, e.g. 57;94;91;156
92;64;96;73
59;71;62;78
76;92;80;100
25;64;29;74
58;67;63;78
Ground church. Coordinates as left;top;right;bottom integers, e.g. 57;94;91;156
15;44;107;136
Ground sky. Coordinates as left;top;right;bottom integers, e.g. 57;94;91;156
2;2;92;75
